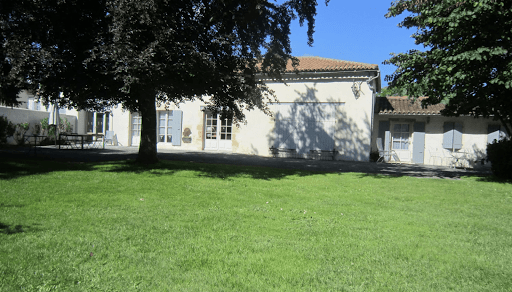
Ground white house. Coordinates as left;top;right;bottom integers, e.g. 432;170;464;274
106;56;381;161
4;56;507;168
373;96;508;167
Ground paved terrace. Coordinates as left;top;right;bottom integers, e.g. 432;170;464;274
0;146;492;179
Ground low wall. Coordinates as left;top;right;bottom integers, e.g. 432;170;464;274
0;106;77;144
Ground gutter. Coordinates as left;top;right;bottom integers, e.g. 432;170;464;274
257;69;381;81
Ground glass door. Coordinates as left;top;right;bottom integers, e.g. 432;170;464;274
131;113;142;146
204;113;232;151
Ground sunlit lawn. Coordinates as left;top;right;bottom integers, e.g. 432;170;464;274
1;159;511;291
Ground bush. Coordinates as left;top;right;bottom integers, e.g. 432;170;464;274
40;117;73;141
487;139;512;179
0;116;16;145
13;122;30;145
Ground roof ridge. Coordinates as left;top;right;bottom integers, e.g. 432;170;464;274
284;56;379;72
295;56;378;67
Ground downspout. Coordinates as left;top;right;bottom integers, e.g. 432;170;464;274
366;71;380;156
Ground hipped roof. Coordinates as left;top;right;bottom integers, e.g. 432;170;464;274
285;56;379;72
376;96;445;115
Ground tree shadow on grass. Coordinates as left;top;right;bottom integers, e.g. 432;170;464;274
0;154;320;181
0;157;95;180
352;163;493;181
104;159;318;181
355;172;464;180
0;222;39;235
0;147;497;182
476;176;512;184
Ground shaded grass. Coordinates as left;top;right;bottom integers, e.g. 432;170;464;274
1;159;511;291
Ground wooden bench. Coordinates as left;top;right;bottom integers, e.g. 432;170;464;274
269;147;298;158
308;148;337;160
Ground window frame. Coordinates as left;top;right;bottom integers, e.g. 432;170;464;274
391;123;411;150
87;111;110;134
158;111;174;143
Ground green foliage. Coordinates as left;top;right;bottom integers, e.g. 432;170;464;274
0;116;15;145
384;0;512;135
377;86;409;97
32;123;41;136
59;118;73;134
1;0;326;162
1;159;511;290
12;122;29;145
40;117;73;141
487;139;512;180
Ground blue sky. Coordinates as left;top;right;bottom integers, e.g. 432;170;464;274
288;0;423;88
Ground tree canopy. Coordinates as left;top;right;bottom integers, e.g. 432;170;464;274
377;86;409;97
384;0;512;135
1;0;326;163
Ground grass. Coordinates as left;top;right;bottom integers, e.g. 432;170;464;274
1;159;511;291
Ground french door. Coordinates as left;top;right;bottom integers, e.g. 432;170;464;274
131;113;142;146
392;123;411;162
204;112;232;151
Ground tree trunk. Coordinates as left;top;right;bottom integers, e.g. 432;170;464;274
136;88;159;164
498;116;511;138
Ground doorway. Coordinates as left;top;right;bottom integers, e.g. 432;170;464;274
131;113;141;146
204;112;232;151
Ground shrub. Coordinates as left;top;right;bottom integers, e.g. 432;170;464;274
33;124;41;136
40;117;73;141
487;139;512;179
0;116;16;145
13;122;30;145
59;118;73;133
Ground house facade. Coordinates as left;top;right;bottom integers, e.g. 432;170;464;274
106;57;381;161
5;57;507;168
373;96;508;167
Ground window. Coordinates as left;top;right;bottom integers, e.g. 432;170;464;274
87;112;110;134
96;113;104;134
205;113;232;141
220;118;232;140
158;111;174;143
392;123;410;150
27;97;43;111
86;112;94;133
131;114;141;137
157;110;183;145
205;113;217;140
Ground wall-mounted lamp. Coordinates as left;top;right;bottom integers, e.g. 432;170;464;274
351;81;363;99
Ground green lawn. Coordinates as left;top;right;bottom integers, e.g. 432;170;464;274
1;159;511;291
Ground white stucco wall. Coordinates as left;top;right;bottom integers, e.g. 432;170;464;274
107;72;378;162
0;106;78;144
373;114;501;167
261;77;375;161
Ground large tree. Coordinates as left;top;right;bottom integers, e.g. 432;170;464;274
1;0;325;163
384;0;512;135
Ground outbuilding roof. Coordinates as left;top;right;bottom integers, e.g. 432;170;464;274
285;56;379;72
376;96;445;115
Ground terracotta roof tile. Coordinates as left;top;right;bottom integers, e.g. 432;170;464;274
285;56;378;72
376;96;445;115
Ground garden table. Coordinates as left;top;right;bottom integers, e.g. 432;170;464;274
59;133;105;150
